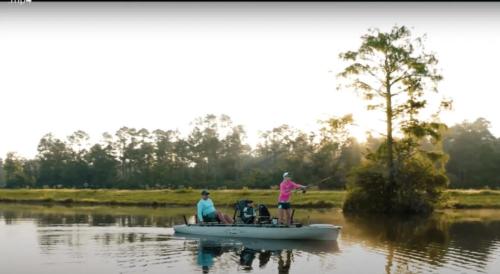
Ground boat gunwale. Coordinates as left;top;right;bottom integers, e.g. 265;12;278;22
175;223;342;229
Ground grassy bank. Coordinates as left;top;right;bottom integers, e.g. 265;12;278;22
0;189;344;208
444;189;500;209
0;189;499;209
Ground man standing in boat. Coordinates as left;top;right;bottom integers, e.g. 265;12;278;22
197;190;233;224
278;172;307;225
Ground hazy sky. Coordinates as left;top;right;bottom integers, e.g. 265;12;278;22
1;2;499;158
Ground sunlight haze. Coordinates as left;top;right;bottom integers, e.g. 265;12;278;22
1;2;499;158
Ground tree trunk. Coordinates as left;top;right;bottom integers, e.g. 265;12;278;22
386;93;394;185
386;78;396;210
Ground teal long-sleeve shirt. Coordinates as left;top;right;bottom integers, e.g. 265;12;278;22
197;198;216;222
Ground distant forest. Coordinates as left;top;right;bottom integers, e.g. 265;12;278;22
0;114;499;189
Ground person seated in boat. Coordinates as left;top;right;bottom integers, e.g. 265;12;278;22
197;190;233;224
242;200;256;224
278;172;307;225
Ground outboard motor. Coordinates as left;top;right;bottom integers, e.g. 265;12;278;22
257;204;271;224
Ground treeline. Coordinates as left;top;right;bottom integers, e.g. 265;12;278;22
443;118;500;188
0;115;499;190
0;114;360;189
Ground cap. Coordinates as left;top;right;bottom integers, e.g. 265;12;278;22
283;172;291;178
201;190;210;195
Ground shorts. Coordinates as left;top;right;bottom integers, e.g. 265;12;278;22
278;202;291;209
203;211;218;222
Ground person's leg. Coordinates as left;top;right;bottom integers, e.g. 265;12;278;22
215;211;225;223
224;214;234;224
285;208;292;225
215;211;233;224
223;213;233;224
278;208;284;224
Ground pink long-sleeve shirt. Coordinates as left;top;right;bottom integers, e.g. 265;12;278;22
278;179;303;202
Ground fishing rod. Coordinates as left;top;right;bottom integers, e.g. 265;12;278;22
295;176;334;194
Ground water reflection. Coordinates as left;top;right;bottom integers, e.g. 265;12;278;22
1;204;500;274
196;240;229;273
188;235;340;273
0;203;184;227
343;213;500;274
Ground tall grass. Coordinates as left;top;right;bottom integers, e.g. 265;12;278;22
0;189;499;209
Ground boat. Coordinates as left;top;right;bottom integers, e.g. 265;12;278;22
173;223;341;241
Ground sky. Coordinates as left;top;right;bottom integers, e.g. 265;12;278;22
1;2;499;158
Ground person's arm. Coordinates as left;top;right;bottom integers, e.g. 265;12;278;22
197;201;204;223
291;181;306;189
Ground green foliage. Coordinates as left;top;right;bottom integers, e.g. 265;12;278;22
2;114;361;190
86;144;119;187
339;25;450;214
0;189;345;208
0;158;5;187
342;167;387;211
3;152;36;188
344;138;449;214
443;118;500;188
1;189;500;209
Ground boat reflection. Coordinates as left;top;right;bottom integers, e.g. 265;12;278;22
179;234;340;273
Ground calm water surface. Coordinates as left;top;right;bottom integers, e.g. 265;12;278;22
1;204;500;274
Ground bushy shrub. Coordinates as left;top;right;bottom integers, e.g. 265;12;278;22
343;140;449;214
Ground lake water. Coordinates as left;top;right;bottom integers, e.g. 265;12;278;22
1;204;500;274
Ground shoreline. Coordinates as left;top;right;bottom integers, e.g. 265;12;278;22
0;189;499;209
0;198;336;209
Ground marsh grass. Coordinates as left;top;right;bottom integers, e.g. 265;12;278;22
0;189;343;208
0;189;498;209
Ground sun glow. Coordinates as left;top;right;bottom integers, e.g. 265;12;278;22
0;3;499;158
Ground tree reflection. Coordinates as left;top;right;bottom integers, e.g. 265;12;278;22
0;203;177;227
3;204;500;274
344;213;450;274
343;212;500;274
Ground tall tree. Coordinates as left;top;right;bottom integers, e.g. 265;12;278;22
338;25;443;188
444;118;500;188
3;152;35;188
152;129;178;186
220;124;250;184
187;114;235;186
65;130;91;187
312;115;357;189
256;124;296;171
86;144;118;188
338;25;449;213
0;158;5;187
37;134;72;187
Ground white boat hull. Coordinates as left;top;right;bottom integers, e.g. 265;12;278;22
173;224;341;241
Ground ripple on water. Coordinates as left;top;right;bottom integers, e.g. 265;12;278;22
4;206;500;274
